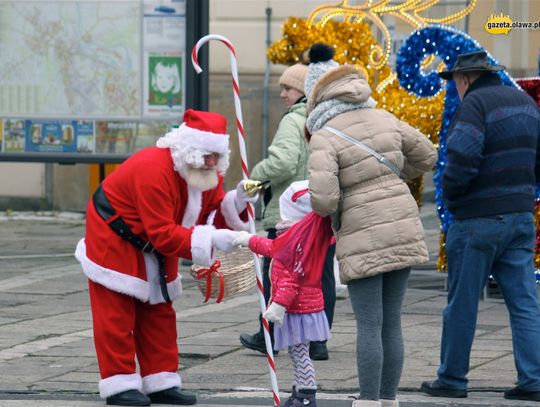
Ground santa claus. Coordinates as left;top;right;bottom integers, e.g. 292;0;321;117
75;109;256;406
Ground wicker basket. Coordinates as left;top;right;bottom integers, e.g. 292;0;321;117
191;248;256;303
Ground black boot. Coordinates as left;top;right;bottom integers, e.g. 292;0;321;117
147;387;197;405
283;388;317;407
420;380;467;398
309;341;328;361
239;331;278;355
106;390;150;406
282;386;297;406
504;385;540;401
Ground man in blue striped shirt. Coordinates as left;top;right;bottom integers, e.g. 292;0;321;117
421;51;540;402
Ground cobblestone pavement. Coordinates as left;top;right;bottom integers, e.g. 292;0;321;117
0;205;537;406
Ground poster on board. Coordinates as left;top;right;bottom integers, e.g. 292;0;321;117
25;120;77;152
3;119;26;152
143;1;186;118
76;121;94;153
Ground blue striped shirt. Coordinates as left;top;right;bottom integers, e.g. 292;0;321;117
442;74;540;219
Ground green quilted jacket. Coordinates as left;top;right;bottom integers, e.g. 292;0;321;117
251;100;309;230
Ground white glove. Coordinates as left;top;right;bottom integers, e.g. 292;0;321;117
263;302;286;325
211;229;244;253
233;231;253;247
234;180;259;212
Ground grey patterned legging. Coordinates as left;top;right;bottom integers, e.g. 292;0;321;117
288;341;317;390
348;267;411;400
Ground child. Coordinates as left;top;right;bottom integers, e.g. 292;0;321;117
234;180;334;407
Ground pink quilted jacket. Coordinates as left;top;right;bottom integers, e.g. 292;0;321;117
248;235;324;314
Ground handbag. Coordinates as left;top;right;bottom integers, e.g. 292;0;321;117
324;126;401;177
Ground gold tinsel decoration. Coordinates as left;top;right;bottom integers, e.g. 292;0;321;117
436;232;447;272
267;17;445;205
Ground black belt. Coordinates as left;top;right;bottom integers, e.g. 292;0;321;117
92;184;171;302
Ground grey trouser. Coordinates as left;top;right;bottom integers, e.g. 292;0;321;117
348;267;411;400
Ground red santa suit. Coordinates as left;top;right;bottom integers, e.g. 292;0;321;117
75;110;247;399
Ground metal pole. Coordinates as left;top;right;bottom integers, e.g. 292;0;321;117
464;0;471;33
186;0;209;110
45;163;54;209
261;7;272;160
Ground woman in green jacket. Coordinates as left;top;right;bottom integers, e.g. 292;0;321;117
239;63;336;361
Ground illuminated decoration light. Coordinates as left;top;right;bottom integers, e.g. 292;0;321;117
306;0;477;69
397;24;535;279
376;72;397;93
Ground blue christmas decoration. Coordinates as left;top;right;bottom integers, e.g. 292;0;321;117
396;24;539;282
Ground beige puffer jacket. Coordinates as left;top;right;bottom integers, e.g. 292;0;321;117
307;66;438;283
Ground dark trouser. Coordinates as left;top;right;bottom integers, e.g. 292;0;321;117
258;229;336;338
258;229;277;342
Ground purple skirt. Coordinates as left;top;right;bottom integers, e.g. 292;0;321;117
273;311;331;351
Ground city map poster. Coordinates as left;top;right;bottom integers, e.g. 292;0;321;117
0;1;141;119
3;119;26;152
25;120;77;153
145;52;184;117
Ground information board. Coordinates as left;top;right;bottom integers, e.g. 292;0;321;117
0;0;187;156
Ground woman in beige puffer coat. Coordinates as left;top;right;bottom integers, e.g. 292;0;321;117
305;44;438;407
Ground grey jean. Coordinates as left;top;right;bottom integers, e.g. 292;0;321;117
348;267;411;400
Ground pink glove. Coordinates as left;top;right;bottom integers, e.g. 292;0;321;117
263;302;286;325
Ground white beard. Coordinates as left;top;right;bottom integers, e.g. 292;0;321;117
183;166;219;191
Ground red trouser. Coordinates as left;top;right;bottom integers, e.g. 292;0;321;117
88;280;179;379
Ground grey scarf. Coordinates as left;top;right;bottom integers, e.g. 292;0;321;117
306;97;377;134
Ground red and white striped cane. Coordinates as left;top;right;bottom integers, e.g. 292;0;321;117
191;34;281;407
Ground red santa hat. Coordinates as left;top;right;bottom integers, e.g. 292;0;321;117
178;109;229;154
156;109;230;174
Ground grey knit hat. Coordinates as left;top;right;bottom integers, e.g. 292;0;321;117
304;43;339;98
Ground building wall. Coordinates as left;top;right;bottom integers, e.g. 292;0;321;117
1;0;538;211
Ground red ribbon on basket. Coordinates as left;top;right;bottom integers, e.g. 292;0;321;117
195;260;225;303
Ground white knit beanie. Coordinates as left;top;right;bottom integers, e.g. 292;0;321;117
304;43;339;98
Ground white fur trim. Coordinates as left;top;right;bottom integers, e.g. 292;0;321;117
158;123;229;154
221;190;249;231
206;209;217;225
75;239;149;303
181;185;202;227
157;124;230;176
99;373;142;398
191;225;215;266
142;371;182;394
144;253;183;304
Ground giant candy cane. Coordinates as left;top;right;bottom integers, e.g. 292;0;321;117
191;34;281;406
